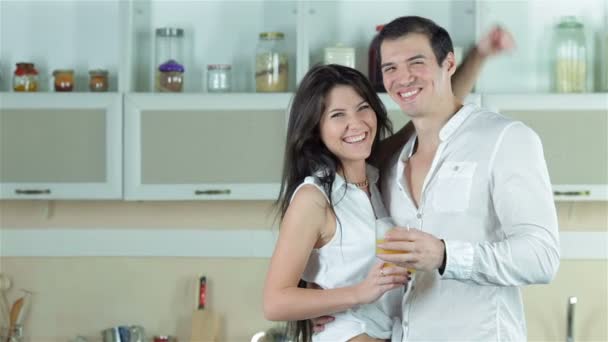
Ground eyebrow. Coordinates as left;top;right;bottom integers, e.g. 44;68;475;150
328;100;369;113
380;54;426;69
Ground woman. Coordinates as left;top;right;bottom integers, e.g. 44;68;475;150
263;64;408;342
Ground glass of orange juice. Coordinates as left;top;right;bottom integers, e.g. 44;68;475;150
375;216;415;273
375;216;400;268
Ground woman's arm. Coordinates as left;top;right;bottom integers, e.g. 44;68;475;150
263;185;407;321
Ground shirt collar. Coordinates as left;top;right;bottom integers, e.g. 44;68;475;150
438;103;476;142
397;103;476;163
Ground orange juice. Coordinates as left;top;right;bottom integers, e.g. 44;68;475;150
376;239;415;273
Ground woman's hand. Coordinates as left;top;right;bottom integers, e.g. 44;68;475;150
354;261;410;305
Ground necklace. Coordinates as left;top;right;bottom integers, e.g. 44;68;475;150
348;178;369;189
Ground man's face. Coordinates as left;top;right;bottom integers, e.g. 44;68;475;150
380;33;455;118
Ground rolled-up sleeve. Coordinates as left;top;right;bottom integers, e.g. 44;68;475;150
442;122;560;285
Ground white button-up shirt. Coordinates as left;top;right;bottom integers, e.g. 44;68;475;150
382;104;560;341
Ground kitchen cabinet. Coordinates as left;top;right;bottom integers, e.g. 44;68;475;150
1;1;606;201
123;93;289;200
483;94;608;201
0;93;122;199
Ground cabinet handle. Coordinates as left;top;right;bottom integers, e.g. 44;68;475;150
195;189;231;195
553;190;590;196
15;189;51;195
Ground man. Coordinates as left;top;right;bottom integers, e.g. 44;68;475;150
375;16;559;341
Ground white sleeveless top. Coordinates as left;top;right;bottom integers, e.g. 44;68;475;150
291;165;403;342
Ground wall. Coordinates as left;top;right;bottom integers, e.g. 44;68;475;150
0;200;607;341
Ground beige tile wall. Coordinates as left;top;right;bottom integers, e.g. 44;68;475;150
0;200;606;342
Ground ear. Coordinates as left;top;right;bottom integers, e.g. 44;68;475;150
443;51;457;76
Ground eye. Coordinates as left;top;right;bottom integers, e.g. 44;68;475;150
330;112;344;118
412;60;424;65
358;104;370;111
381;66;395;73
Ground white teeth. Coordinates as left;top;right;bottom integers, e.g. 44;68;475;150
400;89;419;98
344;133;366;143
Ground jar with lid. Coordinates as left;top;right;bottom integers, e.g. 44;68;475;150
207;64;232;93
89;69;109;92
53;69;75;92
157;60;184;92
13;62;39;92
155;27;185;92
324;44;355;68
553;16;587;93
368;25;385;92
255;32;288;92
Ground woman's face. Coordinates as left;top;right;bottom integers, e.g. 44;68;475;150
319;85;377;167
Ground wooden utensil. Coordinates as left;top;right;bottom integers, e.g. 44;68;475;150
190;310;220;342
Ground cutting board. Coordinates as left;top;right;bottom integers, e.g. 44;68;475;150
190;309;221;342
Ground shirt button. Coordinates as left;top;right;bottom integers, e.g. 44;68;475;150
416;213;422;219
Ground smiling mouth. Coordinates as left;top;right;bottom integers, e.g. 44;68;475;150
343;132;368;144
398;88;421;100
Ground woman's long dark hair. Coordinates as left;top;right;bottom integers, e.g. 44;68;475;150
275;64;392;341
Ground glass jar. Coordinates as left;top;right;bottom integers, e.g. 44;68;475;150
53;69;75;92
155;27;185;92
324;44;355;68
207;64;232;93
13;62;39;92
553;16;587;93
158;60;184;92
89;69;109;92
255;32;288;92
368;25;385;92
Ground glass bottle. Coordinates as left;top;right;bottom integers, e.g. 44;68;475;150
255;32;288;92
155;27;185;92
89;69;109;92
553;16;587;93
207;64;232;93
13;62;39;92
53;69;75;92
368;25;385;92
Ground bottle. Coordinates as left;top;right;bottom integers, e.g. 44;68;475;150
368;25;385;92
13;63;39;92
255;32;288;92
553;16;587;93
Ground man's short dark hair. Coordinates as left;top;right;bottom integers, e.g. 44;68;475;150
378;16;454;65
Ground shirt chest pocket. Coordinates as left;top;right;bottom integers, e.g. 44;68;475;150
431;161;477;213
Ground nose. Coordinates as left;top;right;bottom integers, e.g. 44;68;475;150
391;66;415;88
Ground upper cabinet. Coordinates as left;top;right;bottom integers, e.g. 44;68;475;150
123;93;289;200
0;93;122;199
483;94;608;201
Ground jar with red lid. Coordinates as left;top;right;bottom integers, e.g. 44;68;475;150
13;62;39;92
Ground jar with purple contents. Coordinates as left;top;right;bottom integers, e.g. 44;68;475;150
156;59;184;92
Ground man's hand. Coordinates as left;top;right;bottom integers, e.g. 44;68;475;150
377;228;445;272
476;26;515;58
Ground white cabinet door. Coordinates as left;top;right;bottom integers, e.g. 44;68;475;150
0;93;122;199
124;93;290;200
482;94;608;201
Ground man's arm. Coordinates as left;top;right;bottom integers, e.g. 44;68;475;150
452;26;515;100
371;26;515;169
378;123;560;286
441;123;560;285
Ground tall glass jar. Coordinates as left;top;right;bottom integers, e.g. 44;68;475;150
255;32;288;92
553;16;587;93
13;62;39;92
155;27;185;92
